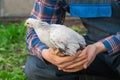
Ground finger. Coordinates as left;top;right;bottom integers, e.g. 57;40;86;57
77;50;82;54
58;55;87;70
63;67;84;72
77;49;87;58
65;59;88;69
58;54;87;69
58;50;85;64
46;53;77;66
55;52;81;65
83;62;88;69
47;48;74;63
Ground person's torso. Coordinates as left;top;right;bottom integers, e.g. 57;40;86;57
67;0;120;43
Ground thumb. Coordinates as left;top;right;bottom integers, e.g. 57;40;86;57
79;47;88;57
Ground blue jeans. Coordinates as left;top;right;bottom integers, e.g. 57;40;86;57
24;52;119;80
24;56;79;80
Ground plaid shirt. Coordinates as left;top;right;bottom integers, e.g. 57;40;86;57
101;32;120;54
26;0;120;58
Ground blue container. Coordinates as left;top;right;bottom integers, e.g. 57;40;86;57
70;4;112;18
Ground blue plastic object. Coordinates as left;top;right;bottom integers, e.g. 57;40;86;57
70;4;112;18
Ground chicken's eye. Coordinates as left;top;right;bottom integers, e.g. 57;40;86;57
27;23;29;25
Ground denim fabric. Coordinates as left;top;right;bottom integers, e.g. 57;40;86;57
24;56;79;80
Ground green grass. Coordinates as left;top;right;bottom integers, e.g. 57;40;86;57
0;22;28;80
71;25;86;36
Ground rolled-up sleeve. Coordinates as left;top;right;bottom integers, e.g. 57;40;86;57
101;32;120;54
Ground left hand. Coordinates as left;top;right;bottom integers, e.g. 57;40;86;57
83;42;107;67
62;42;106;72
62;44;97;72
59;51;88;72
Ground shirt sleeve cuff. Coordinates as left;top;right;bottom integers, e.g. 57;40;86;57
101;37;113;54
101;35;120;55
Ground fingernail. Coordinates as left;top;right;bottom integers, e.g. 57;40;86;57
58;67;62;70
83;64;87;69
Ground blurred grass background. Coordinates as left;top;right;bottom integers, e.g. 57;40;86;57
0;22;28;80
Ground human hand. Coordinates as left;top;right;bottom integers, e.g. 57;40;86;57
41;48;87;72
82;42;107;68
60;51;88;72
57;43;100;72
62;42;107;72
59;45;96;72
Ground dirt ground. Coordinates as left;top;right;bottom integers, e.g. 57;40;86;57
64;14;86;33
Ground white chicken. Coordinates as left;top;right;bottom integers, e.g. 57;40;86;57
25;18;86;56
